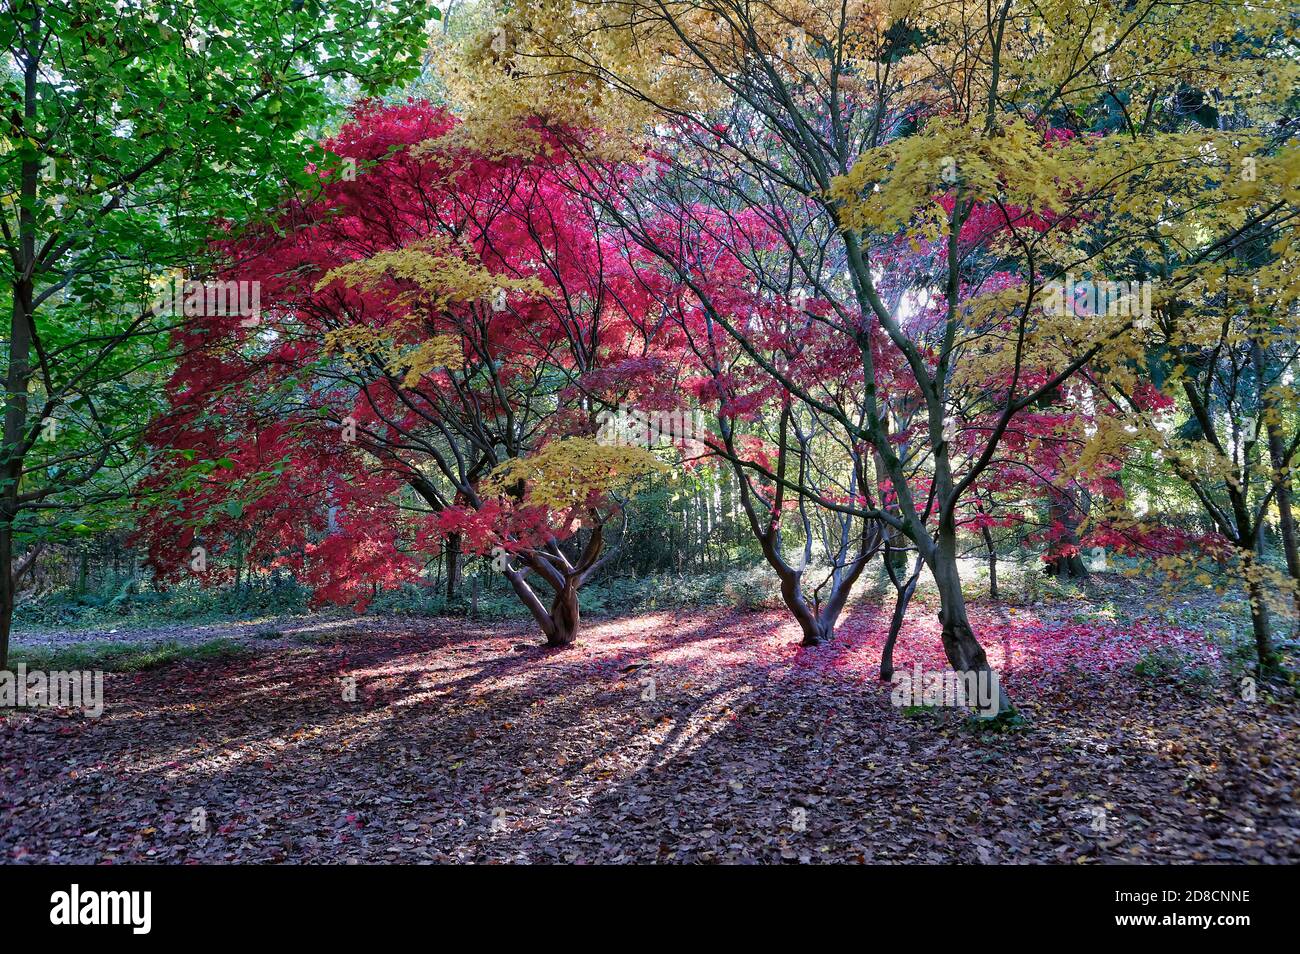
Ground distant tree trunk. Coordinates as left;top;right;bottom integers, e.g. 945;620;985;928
874;450;909;577
1245;555;1279;675
707;483;718;569
10;544;44;594
720;470;735;566
445;533;461;601
1265;419;1300;629
981;525;999;601
1045;552;1089;578
0;535;13;673
1043;488;1089;579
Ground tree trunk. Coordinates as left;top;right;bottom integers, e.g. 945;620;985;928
502;565;585;648
887;545;908;574
1043;487;1089;579
814;571;858;642
1;45;39;674
445;533;461;601
11;543;43;595
0;269;33;676
1265;420;1300;629
1247;574;1278;675
774;552;870;647
1044;551;1089;577
1243;550;1280;676
0;527;13;673
546;584;580;647
981;525;999;601
720;471;735;566
1251;336;1299;629
930;528;1012;714
503;567;552;636
879;556;923;682
777;569;826;646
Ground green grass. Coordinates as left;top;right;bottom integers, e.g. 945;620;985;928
13;576;312;633
7;637;250;674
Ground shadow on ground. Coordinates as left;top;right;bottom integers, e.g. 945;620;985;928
1;605;1295;863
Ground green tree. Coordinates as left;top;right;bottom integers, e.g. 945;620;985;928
0;0;437;668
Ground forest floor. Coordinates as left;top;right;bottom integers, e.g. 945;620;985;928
10;609;403;650
2;579;1298;864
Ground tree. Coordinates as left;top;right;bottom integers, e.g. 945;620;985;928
0;0;435;669
1101;262;1300;677
140;101;663;647
449;0;1297;709
632;200;884;645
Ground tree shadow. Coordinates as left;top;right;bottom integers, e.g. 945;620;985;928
1;603;1266;864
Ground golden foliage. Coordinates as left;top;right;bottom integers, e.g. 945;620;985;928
485;437;665;511
316;237;547;316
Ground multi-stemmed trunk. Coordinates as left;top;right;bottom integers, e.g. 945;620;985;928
499;525;606;648
409;471;606;648
547;583;580;647
775;551;870;647
503;566;584;647
712;404;880;646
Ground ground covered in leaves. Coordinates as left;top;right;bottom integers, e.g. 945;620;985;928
3;598;1297;864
